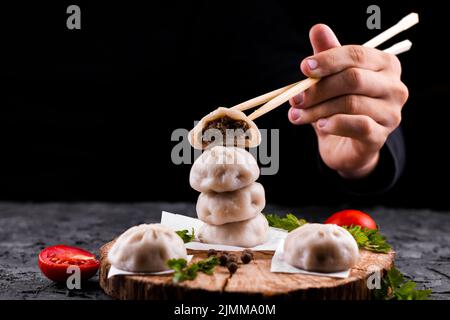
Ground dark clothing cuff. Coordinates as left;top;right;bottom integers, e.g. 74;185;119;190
318;127;405;195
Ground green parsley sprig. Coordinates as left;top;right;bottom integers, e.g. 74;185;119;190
167;256;219;284
265;213;307;232
374;267;432;300
342;225;391;253
176;228;195;243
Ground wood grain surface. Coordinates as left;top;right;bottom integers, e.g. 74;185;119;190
99;240;395;300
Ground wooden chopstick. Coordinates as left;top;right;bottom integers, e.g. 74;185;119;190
362;13;418;48
232;40;413;114
383;39;412;55
247;78;319;120
230;12;419;121
231;81;302;112
247;39;414;121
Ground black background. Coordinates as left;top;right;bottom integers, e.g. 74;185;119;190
1;1;449;209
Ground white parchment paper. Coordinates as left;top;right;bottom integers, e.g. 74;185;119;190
107;255;193;278
161;211;287;251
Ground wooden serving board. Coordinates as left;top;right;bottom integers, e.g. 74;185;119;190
99;241;394;300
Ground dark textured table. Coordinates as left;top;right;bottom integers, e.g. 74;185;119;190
0;202;449;300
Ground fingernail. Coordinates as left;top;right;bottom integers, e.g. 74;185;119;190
293;92;304;105
290;108;302;121
317;118;328;128
307;59;318;70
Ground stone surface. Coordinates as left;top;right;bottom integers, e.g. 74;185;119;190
0;202;449;300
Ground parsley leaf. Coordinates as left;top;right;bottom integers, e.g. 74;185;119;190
167;256;219;284
176;228;195;243
374;267;432;300
342;225;391;253
387;266;404;289
196;256;219;275
265;213;307;232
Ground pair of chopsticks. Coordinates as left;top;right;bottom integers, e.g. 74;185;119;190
231;13;419;121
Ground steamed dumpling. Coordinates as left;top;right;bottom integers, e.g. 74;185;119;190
190;146;259;193
198;213;269;247
108;224;187;272
189;107;261;149
197;182;265;225
283;223;359;272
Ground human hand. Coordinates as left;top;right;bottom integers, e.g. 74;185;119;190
288;24;408;179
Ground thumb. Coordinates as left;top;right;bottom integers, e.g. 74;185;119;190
309;24;341;54
308;26;340;133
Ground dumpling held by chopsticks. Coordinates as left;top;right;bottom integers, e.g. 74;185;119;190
189;107;261;149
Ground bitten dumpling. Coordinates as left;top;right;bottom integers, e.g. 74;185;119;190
198;213;269;247
189;107;261;149
283;223;359;272
108;224;187;272
190;146;259;193
196;182;265;225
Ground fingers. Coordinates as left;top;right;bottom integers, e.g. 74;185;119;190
301;45;401;78
315;114;388;147
289;95;402;128
289;24;341;105
290;68;396;109
309;24;341;54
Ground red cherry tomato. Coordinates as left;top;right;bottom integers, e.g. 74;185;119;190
38;245;100;282
325;209;377;230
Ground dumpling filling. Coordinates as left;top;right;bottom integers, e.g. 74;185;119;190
202;116;251;148
189;107;261;149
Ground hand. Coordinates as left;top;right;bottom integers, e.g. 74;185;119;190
288;24;408;179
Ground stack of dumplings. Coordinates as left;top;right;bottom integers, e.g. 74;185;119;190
190;146;268;247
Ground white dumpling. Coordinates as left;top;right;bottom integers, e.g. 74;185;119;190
198;213;269;247
197;182;265;225
188;107;261;149
108;224;187;272
190;146;259;193
283;223;359;272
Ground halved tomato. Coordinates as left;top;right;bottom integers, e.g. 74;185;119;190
38;245;99;282
325;209;377;230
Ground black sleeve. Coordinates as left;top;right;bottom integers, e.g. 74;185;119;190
317;127;406;195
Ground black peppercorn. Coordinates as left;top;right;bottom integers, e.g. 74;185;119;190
227;254;238;263
227;262;238;274
219;253;229;266
241;252;252;264
207;249;217;257
243;249;254;258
